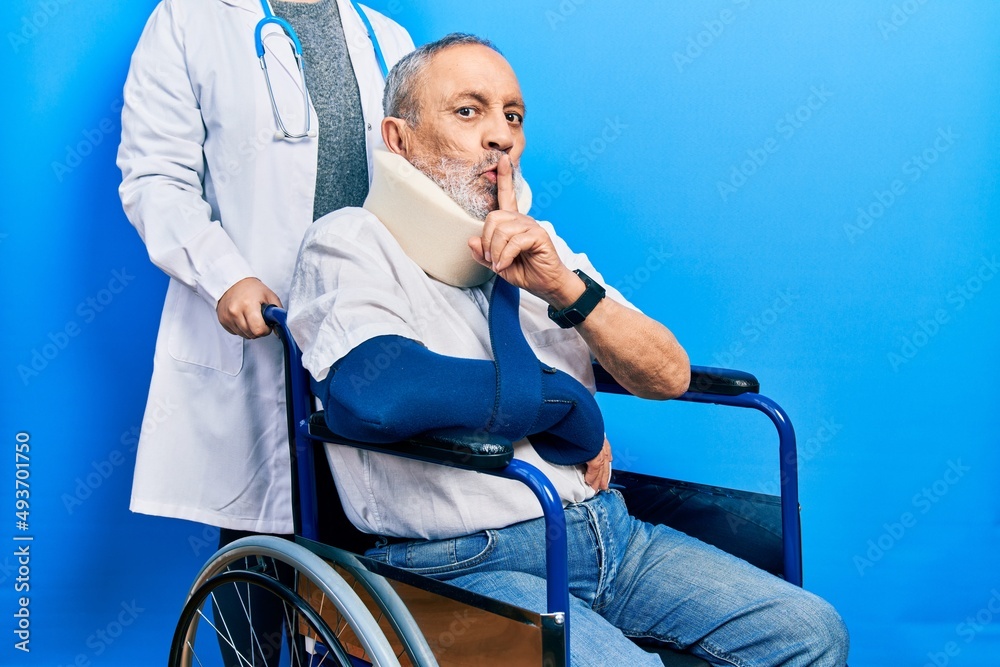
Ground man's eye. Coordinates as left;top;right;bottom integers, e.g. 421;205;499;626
457;107;476;118
506;112;524;125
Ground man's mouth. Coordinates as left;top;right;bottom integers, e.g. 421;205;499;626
481;167;498;183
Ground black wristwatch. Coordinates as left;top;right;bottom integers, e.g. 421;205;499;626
547;269;606;328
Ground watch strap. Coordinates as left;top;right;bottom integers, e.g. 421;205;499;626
547;269;606;328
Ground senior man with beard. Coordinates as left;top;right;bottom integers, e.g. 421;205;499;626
287;33;849;666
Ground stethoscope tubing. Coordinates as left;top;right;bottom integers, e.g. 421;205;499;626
256;0;388;78
255;0;388;140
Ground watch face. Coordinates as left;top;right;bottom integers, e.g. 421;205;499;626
549;270;605;327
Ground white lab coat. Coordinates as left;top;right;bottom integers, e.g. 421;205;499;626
117;0;413;533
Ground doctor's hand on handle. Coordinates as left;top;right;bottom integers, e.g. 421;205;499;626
217;277;282;339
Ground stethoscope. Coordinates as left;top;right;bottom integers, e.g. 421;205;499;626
255;0;389;140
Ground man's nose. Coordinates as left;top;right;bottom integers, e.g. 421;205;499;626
483;110;514;153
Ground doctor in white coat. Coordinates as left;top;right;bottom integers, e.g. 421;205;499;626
117;0;413;539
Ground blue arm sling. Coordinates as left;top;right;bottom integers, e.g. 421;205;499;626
312;279;605;466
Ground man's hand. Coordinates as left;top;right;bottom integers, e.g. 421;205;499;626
216;277;282;339
583;437;613;492
468;155;581;307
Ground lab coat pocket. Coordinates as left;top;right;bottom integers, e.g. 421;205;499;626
165;284;244;376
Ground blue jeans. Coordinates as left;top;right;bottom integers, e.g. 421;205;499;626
366;490;848;666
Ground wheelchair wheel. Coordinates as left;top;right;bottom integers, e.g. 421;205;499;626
315;548;438;667
169;536;403;667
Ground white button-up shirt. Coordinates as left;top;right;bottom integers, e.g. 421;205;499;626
288;207;638;540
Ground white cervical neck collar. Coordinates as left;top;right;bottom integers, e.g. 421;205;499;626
363;149;533;288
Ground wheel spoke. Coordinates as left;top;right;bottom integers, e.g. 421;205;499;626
231;572;268;665
282;590;308;666
197;601;255;667
170;540;405;667
186;639;205;667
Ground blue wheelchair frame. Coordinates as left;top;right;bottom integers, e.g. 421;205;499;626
263;305;802;665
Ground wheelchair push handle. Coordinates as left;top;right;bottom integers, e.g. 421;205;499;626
262;303;283;327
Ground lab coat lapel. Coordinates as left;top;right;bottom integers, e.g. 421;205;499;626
217;0;387;175
337;0;390;174
236;0;319;237
216;0;263;12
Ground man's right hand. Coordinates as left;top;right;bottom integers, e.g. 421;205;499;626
216;277;282;339
469;155;581;308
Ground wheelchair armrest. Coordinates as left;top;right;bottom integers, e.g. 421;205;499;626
592;363;760;396
307;411;514;470
687;365;760;395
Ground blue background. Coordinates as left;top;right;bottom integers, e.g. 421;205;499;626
3;1;999;665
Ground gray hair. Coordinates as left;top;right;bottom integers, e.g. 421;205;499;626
383;33;501;126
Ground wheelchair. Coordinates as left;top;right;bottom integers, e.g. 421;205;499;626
168;305;804;667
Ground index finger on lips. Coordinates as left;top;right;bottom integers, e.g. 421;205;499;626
496;153;518;212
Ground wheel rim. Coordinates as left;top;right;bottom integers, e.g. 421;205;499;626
169;537;413;667
170;566;356;667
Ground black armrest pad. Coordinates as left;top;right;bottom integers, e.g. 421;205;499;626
592;363;759;396
688;365;759;395
688;366;760;396
307;412;514;470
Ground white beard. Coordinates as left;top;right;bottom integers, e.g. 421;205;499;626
410;152;525;221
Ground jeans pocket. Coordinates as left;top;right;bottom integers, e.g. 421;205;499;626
383;531;497;577
363;547;390;564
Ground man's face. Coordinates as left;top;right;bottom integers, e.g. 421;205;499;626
399;44;527;219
